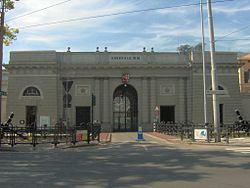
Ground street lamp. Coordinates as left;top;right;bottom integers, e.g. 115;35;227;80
206;0;220;142
200;0;208;125
0;0;19;123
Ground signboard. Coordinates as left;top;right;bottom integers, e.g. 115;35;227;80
194;128;207;140
40;116;50;128
76;130;88;141
154;106;160;115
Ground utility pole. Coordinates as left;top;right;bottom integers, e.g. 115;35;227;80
200;0;208;125
206;0;220;142
0;0;5;124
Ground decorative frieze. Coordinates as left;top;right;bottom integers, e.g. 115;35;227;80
160;85;175;95
75;85;90;96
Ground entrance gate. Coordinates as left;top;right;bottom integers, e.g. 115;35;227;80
113;84;138;132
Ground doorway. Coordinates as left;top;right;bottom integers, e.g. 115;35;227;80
113;84;138;132
26;106;37;130
76;106;91;126
160;105;175;123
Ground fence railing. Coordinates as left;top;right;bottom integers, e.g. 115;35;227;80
0;122;102;149
154;121;250;142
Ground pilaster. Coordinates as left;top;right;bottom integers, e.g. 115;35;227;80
102;78;110;131
141;78;149;124
178;78;186;122
150;78;157;124
94;78;101;121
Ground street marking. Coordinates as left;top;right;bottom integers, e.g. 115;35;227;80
145;133;175;144
141;145;148;151
241;152;250;154
225;147;250;154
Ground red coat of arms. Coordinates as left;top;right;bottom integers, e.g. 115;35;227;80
121;73;129;84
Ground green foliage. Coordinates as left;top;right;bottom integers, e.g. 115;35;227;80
3;25;19;46
5;0;15;10
177;43;205;54
0;0;19;46
177;44;192;55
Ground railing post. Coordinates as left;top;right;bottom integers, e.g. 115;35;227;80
71;127;76;145
226;124;230;144
87;129;90;144
10;123;15;147
53;125;58;148
32;127;37;148
0;125;2;148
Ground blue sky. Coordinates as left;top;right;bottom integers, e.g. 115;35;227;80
3;0;250;64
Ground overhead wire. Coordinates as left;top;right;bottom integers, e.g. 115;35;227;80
215;24;250;41
17;0;235;30
6;0;72;22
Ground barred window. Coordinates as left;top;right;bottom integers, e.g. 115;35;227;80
244;71;249;83
23;87;41;96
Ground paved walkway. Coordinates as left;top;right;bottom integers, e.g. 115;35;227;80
1;132;249;152
100;131;250;146
147;132;250;146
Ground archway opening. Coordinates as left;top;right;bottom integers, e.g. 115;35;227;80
113;84;138;132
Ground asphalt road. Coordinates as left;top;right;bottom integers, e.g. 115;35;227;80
0;132;250;188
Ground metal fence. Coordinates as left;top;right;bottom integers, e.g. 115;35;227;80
0;121;101;149
154;121;250;142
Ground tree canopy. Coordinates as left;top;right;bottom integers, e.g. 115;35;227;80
0;0;19;46
177;43;204;54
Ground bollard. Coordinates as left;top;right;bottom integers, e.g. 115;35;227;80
153;123;156;132
136;126;145;141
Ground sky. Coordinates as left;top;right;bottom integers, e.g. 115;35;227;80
3;0;250;64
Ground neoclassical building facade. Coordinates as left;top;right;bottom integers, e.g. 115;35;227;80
5;49;241;131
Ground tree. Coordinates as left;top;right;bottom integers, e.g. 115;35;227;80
177;44;192;56
0;0;19;124
3;24;18;46
0;0;19;46
177;43;205;54
193;42;204;52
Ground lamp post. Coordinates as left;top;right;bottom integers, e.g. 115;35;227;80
200;0;208;125
206;0;220;142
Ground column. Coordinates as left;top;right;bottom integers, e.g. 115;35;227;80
102;78;110;130
150;78;157;124
179;77;186;122
141;78;149;124
94;78;100;121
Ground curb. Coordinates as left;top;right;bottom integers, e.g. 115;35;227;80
147;132;250;147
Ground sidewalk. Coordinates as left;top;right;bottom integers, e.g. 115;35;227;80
147;132;250;146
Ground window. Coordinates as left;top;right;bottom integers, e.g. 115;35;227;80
244;71;249;83
23;87;41;96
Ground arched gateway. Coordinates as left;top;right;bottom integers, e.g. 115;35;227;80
113;84;138;132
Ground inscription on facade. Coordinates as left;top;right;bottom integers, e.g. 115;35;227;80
110;56;141;62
